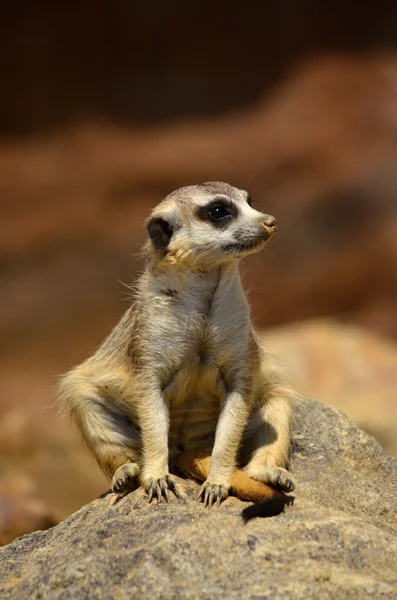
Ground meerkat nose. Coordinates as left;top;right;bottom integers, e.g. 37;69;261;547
262;215;278;235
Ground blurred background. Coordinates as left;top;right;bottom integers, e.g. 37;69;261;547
1;2;397;544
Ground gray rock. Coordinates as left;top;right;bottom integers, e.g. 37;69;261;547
1;397;396;599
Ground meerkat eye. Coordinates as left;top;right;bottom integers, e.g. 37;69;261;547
197;198;237;226
208;204;232;221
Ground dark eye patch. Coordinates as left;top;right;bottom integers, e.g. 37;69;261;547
197;197;238;228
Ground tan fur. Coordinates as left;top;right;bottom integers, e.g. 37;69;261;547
58;182;295;507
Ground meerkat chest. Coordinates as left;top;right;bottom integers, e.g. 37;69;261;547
141;270;253;450
145;271;251;370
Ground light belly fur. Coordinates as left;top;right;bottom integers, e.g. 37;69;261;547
165;356;225;456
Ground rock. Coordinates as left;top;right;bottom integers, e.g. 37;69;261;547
264;319;397;457
1;397;396;599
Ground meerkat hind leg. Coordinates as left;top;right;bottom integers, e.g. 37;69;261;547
112;462;140;495
245;447;295;492
61;381;142;496
243;400;295;493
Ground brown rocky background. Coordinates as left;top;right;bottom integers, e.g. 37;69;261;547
1;2;397;545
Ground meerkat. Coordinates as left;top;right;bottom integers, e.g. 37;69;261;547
58;182;295;510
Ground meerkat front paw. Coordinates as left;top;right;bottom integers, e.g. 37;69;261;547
144;474;181;503
197;481;230;508
112;462;140;496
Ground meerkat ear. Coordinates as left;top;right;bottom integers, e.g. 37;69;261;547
146;217;174;252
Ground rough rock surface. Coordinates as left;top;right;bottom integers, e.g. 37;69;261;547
1;398;396;599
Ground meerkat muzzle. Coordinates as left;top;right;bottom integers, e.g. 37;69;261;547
262;215;278;236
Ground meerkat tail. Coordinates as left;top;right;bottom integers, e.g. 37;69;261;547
176;451;289;510
231;470;284;504
176;452;211;482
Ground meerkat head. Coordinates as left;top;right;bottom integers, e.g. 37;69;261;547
145;182;277;269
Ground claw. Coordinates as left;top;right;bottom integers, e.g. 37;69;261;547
198;485;206;505
145;475;181;503
167;476;181;499
156;483;162;503
147;484;154;503
198;481;229;508
161;479;169;503
197;483;205;502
